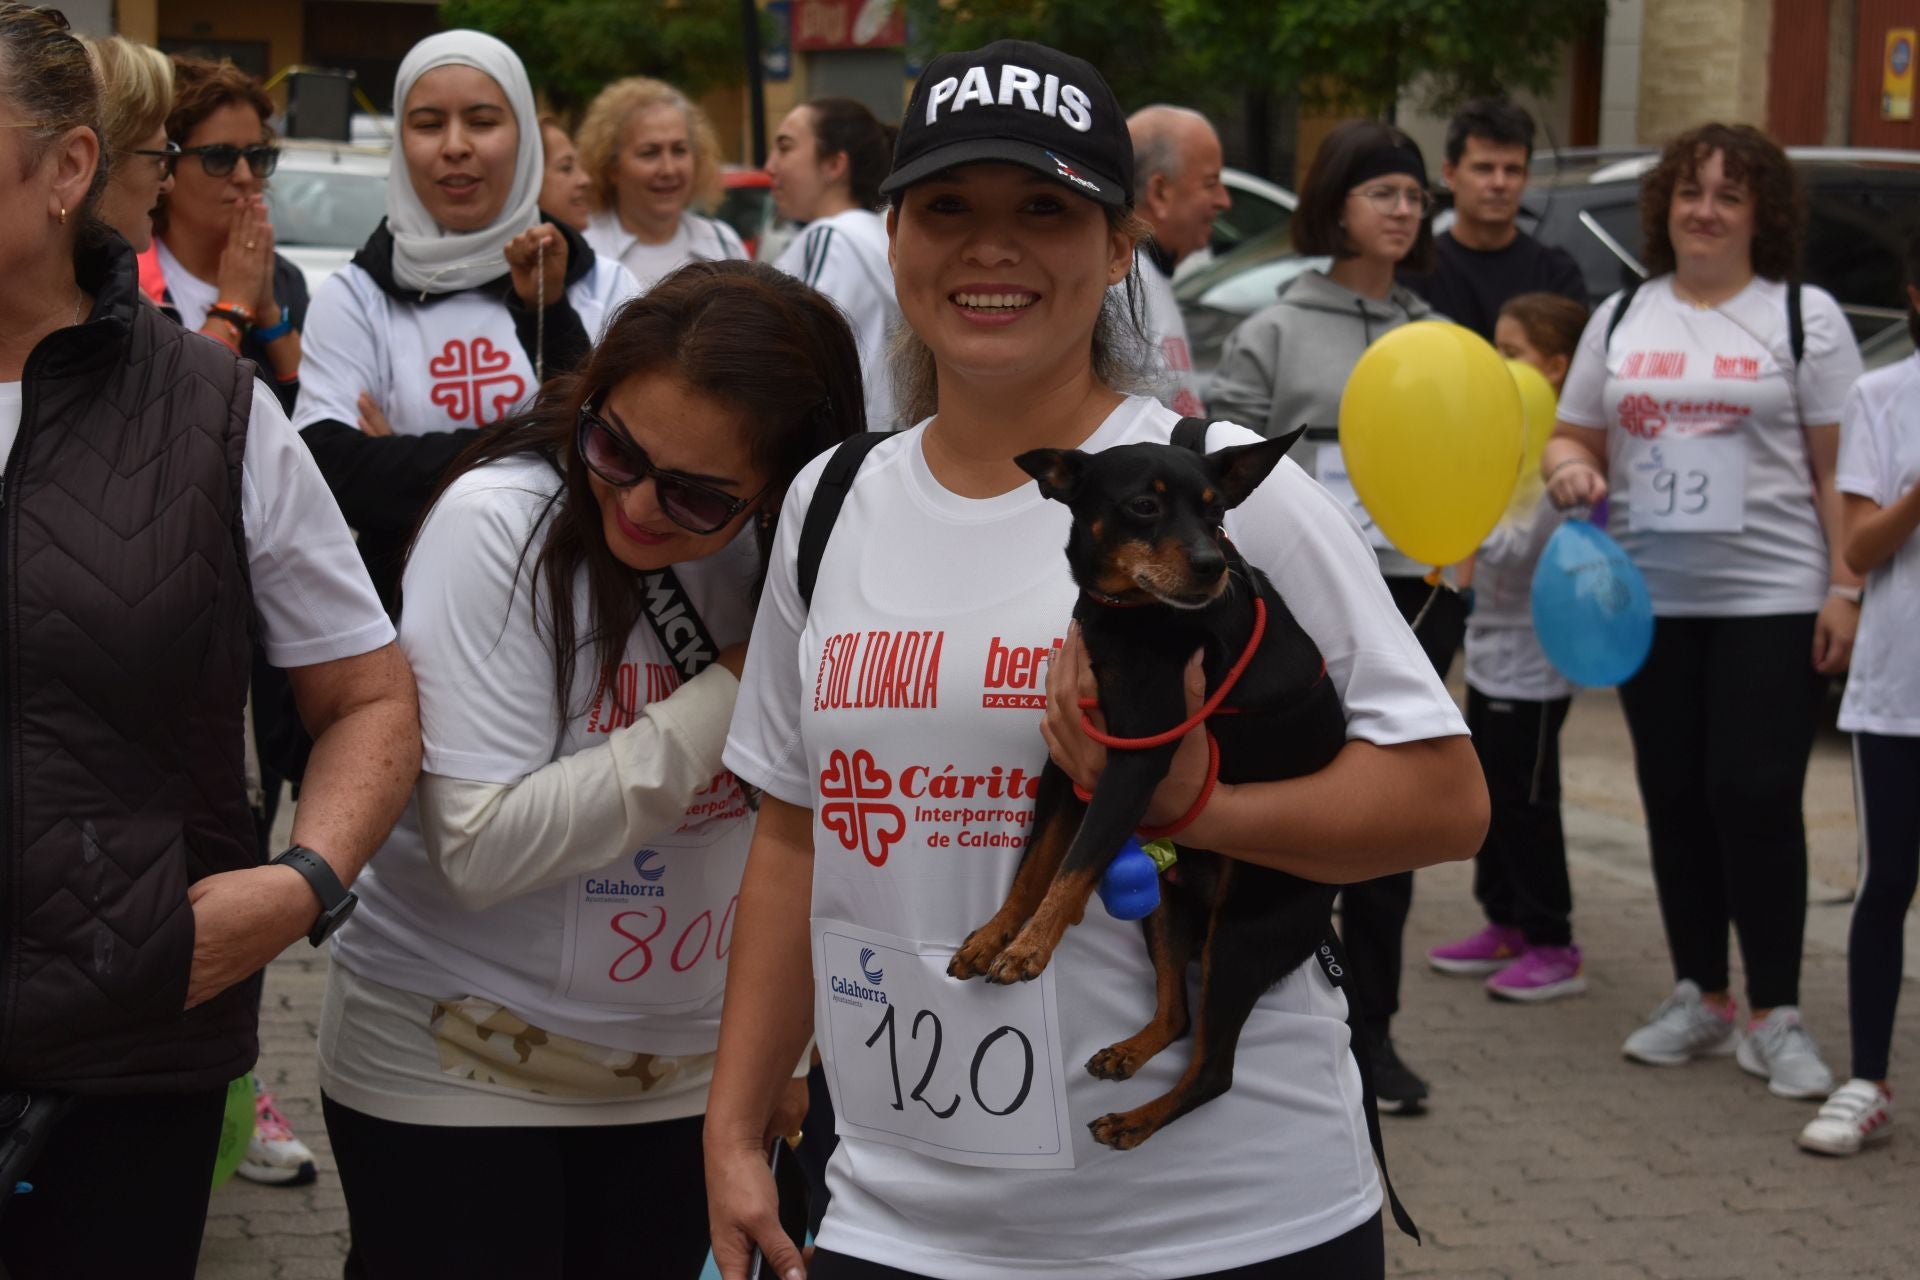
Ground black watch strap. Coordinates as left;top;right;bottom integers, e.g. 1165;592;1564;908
271;845;358;947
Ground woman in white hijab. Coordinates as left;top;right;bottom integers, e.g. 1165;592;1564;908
291;29;639;611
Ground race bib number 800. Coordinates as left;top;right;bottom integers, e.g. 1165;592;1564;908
814;922;1075;1169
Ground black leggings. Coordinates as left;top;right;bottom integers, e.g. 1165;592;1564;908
1616;614;1824;1009
1849;732;1920;1081
323;1093;710;1280
1342;577;1465;1032
0;1085;226;1280
1466;688;1574;947
810;1213;1384;1279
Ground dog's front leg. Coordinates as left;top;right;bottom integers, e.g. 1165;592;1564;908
949;766;1081;979
984;742;1176;985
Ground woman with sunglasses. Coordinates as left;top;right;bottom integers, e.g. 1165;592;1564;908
316;259;861;1277
148;56;305;411
292;30;638;614
1209;119;1456;1118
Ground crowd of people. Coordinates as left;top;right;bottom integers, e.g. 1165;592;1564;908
0;5;1915;1278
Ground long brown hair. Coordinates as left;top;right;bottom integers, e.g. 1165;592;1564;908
424;259;866;718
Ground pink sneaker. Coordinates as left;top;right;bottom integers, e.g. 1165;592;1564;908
1427;923;1526;975
1486;945;1587;1003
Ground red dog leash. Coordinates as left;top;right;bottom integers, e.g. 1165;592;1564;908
1070;597;1268;837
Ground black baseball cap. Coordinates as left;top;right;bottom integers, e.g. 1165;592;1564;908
880;40;1132;208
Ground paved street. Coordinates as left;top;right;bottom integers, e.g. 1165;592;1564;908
200;687;1920;1279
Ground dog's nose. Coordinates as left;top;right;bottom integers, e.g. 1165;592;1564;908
1189;545;1226;581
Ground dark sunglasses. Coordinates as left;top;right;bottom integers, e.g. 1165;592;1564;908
175;143;280;179
575;395;765;535
130;139;181;177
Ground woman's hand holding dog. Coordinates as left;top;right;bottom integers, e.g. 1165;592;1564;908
1041;625;1213;830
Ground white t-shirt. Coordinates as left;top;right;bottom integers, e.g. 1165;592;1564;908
291;257;638;437
724;395;1467;1278
331;455;759;1059
0;377;391;667
773;208;901;432
584;209;746;295
1837;352;1920;736
153;239;219;330
1466;494;1575;702
1132;247;1205;417
1557;276;1862;616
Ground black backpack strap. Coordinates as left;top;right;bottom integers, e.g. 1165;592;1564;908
1172;416;1212;453
1316;933;1421;1243
1603;277;1644;353
1788;281;1805;367
797;432;890;609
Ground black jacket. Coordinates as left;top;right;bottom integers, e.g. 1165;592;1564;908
0;235;262;1094
298;214;600;612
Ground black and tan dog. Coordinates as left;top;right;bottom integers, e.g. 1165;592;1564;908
946;428;1348;1150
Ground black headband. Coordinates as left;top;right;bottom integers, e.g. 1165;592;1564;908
1346;142;1428;190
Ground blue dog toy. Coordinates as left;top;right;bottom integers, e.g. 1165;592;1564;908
1099;837;1178;920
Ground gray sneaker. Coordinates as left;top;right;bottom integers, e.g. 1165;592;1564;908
1623;980;1739;1066
1736;1007;1834;1099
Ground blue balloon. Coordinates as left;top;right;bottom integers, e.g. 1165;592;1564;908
1530;521;1654;687
1099;838;1161;921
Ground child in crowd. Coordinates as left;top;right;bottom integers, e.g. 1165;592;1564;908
1798;233;1920;1156
1429;292;1591;1001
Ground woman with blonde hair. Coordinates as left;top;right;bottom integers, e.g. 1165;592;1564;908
578;76;744;291
79;34;174;253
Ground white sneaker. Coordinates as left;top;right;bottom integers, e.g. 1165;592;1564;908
1736;1007;1835;1099
1622;980;1739;1066
235;1077;318;1186
1797;1079;1892;1156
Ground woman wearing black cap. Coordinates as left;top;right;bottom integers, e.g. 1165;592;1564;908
1210;120;1458;1115
706;41;1486;1280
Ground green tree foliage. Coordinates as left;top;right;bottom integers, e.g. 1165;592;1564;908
910;0;1607;116
440;0;750;113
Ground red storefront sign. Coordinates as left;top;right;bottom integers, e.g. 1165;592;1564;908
791;0;906;50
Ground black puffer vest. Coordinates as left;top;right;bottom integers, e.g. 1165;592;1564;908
0;235;260;1094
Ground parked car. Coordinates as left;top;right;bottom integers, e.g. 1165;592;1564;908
1172;166;1297;282
1177;147;1920;397
265;139;391;296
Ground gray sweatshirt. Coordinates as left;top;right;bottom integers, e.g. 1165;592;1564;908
1209;268;1440;576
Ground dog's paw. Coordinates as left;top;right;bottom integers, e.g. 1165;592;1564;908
984;937;1052;985
1085;1043;1145;1081
1088;1110;1159;1150
947;926;1010;979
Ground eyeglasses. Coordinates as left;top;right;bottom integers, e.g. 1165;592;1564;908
175;143;280;179
1350;184;1434;216
575;394;765;534
130;140;181;178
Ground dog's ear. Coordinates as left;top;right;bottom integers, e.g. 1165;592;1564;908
1015;448;1087;503
1205;430;1302;508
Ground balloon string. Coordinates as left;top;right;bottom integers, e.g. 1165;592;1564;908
1409;580;1442;634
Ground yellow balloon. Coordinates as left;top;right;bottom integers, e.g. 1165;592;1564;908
1338;321;1525;565
1504;359;1558;523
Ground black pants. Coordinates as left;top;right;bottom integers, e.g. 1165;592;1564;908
1466;687;1574;947
1342;577;1465;1033
1616;614;1824;1009
0;1085;226;1280
811;1214;1384;1279
1849;732;1920;1081
323;1094;710;1279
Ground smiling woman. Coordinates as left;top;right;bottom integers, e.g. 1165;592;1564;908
314;259;865;1279
291;29;640;612
578;76;745;292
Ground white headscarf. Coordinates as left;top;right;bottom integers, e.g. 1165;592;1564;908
386;30;543;295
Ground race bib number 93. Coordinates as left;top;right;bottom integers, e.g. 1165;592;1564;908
814;921;1075;1169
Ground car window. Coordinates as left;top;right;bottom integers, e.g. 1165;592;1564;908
1804;179;1920;344
1539;194;1643;305
266;168;388;250
1210;193;1291;255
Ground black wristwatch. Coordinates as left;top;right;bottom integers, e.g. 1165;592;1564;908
271;845;358;946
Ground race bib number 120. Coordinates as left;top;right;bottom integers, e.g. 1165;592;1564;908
814;921;1075;1169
